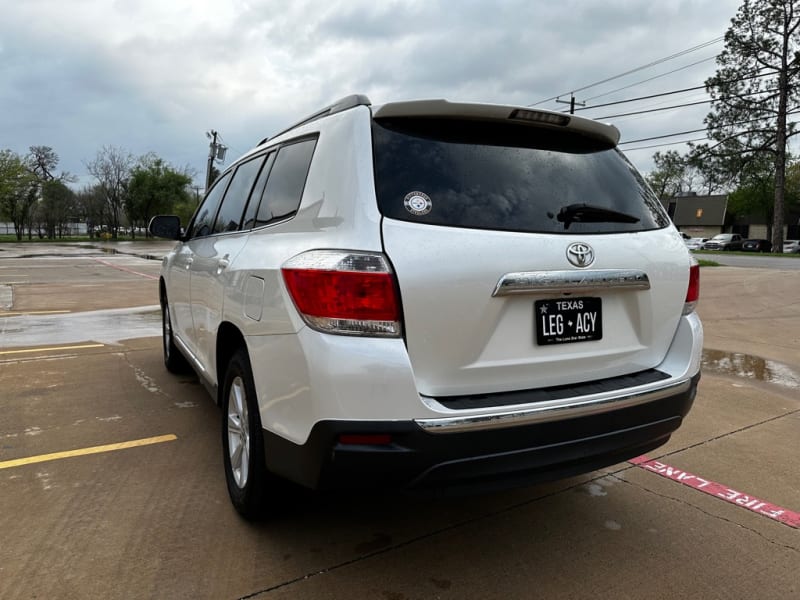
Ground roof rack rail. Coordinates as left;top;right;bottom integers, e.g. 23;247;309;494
257;94;371;146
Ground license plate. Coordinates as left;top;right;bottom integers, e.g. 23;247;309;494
535;297;602;345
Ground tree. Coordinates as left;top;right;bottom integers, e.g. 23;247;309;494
25;146;76;239
646;150;691;198
28;146;60;182
75;184;107;239
0;150;37;240
86;146;134;240
697;0;800;251
126;154;192;237
647;150;731;199
727;155;778;234
726;155;800;238
38;180;77;239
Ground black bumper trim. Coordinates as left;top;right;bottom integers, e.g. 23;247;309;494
262;372;700;493
435;368;670;410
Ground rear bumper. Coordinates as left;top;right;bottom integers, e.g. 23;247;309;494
263;372;700;492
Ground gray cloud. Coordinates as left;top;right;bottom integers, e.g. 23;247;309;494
0;0;742;188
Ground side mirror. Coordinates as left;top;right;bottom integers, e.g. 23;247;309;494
148;215;182;240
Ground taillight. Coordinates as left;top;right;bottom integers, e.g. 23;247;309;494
281;250;401;337
683;258;700;315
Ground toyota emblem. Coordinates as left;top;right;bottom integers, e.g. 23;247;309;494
566;242;595;268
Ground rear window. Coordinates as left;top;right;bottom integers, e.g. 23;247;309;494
371;119;669;234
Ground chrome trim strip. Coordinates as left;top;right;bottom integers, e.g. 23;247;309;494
492;269;650;297
414;378;691;434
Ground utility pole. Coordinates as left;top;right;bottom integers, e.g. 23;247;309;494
205;130;227;191
556;94;586;115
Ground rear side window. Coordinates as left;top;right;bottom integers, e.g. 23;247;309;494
371;119;669;234
212;155;265;234
254;138;317;227
186;171;232;239
242;152;275;230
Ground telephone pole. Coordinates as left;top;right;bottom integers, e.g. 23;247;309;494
556;94;586;114
205;130;227;192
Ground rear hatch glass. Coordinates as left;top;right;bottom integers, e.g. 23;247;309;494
371;118;669;234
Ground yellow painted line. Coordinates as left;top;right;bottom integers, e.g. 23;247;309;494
0;310;72;316
0;343;105;356
0;434;178;470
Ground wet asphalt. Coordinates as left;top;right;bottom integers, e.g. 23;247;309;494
0;242;798;599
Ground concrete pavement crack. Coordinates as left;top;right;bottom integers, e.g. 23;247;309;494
641;406;800;462
611;473;800;554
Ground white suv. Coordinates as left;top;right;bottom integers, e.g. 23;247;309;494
150;96;703;519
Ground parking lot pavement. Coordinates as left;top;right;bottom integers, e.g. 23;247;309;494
1;248;798;599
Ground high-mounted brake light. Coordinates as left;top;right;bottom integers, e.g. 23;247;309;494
683;258;700;315
509;109;571;127
281;250;402;337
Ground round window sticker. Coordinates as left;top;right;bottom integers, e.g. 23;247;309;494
404;191;432;216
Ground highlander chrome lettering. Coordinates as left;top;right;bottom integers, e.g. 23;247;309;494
492;269;650;296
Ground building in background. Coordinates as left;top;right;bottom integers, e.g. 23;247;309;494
662;193;800;239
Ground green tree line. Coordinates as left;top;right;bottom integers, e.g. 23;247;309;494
0;145;197;241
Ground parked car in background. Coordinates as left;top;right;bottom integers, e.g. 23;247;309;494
742;239;772;253
703;233;744;251
684;237;707;251
783;239;800;253
149;95;703;519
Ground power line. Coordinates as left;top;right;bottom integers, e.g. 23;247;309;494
618;110;800;145
599;98;713;120
595;86;780;120
573;69;773;113
583;55;717;102
619;127;709;145
529;36;724;107
623;137;709;152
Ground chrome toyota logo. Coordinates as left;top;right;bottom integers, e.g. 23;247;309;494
566;242;595;268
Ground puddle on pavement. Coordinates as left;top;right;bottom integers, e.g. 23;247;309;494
98;247;161;261
9;248;162;261
2;243;163;261
702;349;800;390
0;306;161;348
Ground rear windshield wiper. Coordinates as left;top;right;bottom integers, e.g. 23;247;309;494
554;203;640;230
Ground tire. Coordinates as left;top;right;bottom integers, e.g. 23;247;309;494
221;349;271;520
162;295;190;374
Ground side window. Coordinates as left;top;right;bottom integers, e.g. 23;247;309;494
212;155;266;234
242;152;275;230
186;171;232;239
254;138;317;227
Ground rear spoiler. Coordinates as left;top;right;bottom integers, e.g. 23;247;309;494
372;99;620;146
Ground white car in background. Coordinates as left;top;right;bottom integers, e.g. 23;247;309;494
783;239;800;253
684;237;708;251
149;96;703;519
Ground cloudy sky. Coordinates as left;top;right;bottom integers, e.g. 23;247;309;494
1;0;743;190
